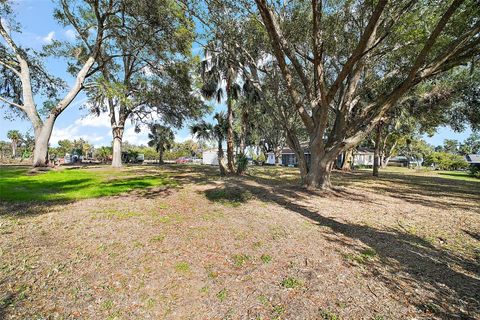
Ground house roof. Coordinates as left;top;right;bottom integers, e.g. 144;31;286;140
466;154;480;164
354;147;374;155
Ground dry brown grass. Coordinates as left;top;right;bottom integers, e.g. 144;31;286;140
1;164;479;319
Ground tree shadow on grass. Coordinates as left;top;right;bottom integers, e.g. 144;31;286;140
202;178;480;319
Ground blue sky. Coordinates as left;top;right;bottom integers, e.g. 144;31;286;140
0;0;472;147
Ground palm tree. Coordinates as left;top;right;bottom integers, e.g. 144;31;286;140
148;124;174;165
200;43;242;174
7;130;22;158
191;112;228;176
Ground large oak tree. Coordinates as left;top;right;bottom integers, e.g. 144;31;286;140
252;0;479;189
0;0;114;166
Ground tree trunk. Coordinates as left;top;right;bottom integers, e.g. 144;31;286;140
239;109;248;155
111;127;124;168
373;123;382;177
32;117;55;167
274;147;282;166
303;137;336;190
304;160;333;190
217;139;227;176
340;148;354;171
11;142;16;158
226;72;235;174
159;149;164;165
381;156;392;168
285;128;309;184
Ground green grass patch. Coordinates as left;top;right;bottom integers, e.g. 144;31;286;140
175;261;191;273
216;288;228;302
280;277;302;289
0;166;176;202
260;254;272;264
150;234;165;242
319;308;340;320
231;254;250;267
101;299;114;310
343;248;378;264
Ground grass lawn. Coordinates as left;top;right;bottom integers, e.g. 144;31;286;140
0;164;479;319
0;166;176;202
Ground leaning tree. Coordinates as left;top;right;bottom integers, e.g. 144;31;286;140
0;0;116;166
252;0;480;189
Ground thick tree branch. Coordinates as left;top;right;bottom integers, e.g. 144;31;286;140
326;0;387;105
254;0;314;132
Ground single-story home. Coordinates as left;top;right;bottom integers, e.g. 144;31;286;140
388;156;410;167
268;147;375;168
465;154;480;167
202;149;220;165
353;148;374;166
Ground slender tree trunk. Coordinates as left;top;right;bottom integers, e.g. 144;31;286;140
159;149;164;165
217;139;227;176
274;147;282;166
11;142;16;158
111;126;124;168
381;156;392;168
373;123;382;177
32;117;56;167
225;72;235;174
239;109;248;155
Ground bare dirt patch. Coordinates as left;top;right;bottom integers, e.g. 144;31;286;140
1;165;479;319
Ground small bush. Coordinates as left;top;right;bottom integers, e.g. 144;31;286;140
236;153;249;174
424;152;469;170
468;166;480;179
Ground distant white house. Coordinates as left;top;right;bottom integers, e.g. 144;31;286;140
202;149;219;165
353;148;374;166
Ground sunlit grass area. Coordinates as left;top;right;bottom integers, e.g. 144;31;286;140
0;166;176;202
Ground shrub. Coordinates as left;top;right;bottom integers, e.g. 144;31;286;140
469;166;480;179
424;152;469;170
236;153;248;174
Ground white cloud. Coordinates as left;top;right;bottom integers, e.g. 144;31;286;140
64;29;76;41
51;113;111;147
123;125;149;146
41;31;55;44
74;113;111;128
51;123;106;147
